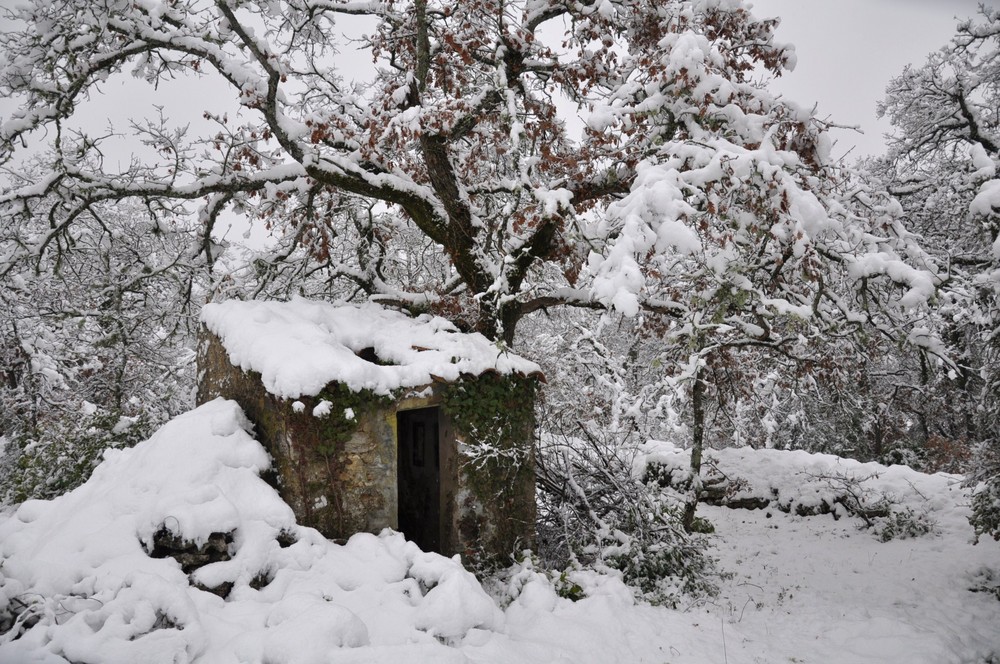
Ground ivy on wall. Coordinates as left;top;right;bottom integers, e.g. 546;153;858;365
299;383;394;457
442;373;537;494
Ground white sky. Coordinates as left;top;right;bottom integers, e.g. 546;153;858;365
1;2;988;165
750;0;987;160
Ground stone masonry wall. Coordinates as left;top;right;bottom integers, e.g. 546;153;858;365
197;329;395;540
198;328;537;564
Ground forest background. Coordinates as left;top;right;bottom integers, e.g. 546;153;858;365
0;0;998;592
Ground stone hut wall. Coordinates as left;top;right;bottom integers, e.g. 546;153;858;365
439;374;537;563
446;438;536;564
198;328;537;565
197;330;396;540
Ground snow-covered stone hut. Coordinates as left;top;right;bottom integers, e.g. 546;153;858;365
196;298;540;564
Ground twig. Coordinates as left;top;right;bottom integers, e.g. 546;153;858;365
738;595;755;622
737;581;764;591
721;616;729;664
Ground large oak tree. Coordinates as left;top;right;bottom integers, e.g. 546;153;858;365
1;0;936;347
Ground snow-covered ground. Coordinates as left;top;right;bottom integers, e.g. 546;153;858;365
1;399;998;663
708;505;999;663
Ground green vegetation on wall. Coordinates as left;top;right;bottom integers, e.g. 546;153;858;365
441;372;537;566
294;383;394;458
442;373;536;495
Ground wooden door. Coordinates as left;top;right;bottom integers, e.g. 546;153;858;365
397;407;441;552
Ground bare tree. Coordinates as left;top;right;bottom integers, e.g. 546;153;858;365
871;6;1000;539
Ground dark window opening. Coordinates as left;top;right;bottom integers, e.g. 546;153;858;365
356;347;380;364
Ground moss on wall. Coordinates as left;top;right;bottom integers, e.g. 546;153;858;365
286;384;396;536
442;373;537;566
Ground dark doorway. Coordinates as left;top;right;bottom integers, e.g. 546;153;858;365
397;407;441;552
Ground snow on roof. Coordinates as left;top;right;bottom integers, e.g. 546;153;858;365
200;298;541;399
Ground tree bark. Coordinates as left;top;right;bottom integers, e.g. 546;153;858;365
682;364;706;533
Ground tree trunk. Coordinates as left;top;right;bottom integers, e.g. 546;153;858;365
473;298;523;347
682;365;706;533
916;351;930;448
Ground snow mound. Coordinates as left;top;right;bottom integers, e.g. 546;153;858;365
641;440;969;534
0;399;502;663
200;298;541;398
2;403;998;664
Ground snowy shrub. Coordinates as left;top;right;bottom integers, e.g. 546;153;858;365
970;480;1000;543
486;554;590;605
599;493;719;606
535;428;718;607
0;407;154;504
808;471;937;542
868;506;936;543
968;567;1000;602
551;571;587;602
969;438;1000;542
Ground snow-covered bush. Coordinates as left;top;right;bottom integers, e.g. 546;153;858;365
803;471;937;542
536;428;718;607
969;439;1000;542
869;506;936;543
968;567;1000;601
600;494;718;604
0;407;153;503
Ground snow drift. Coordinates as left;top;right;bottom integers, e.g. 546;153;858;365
0;399;502;663
2;399;999;664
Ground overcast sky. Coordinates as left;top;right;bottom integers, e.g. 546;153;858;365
750;0;987;159
0;1;988;163
0;0;991;219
